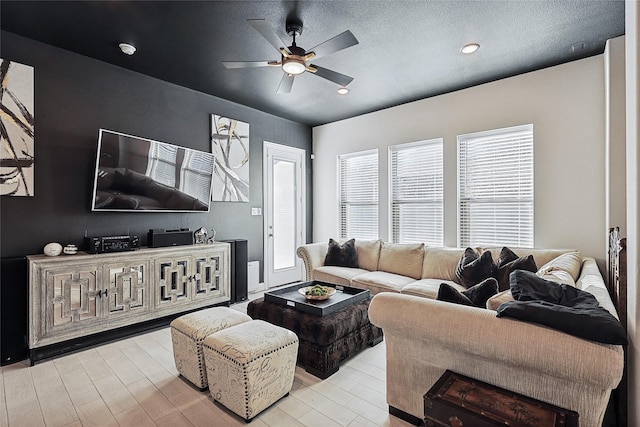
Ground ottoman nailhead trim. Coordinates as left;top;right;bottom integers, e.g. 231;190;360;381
203;340;298;367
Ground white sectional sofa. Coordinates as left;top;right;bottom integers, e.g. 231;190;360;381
296;239;625;427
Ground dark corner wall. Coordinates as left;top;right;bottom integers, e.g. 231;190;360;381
0;31;313;278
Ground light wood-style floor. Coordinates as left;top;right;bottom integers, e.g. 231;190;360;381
0;294;414;427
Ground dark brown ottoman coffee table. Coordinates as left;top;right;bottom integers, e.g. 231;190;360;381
247;281;383;379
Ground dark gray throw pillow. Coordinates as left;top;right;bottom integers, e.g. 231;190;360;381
437;278;499;308
455;248;497;288
496;247;538;292
324;238;359;268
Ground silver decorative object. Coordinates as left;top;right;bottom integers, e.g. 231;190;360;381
194;227;208;244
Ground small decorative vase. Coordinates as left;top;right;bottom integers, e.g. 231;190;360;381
63;244;78;255
44;242;63;256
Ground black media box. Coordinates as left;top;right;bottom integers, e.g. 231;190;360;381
85;235;139;254
148;228;194;248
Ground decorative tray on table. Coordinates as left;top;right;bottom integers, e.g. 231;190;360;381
264;280;370;316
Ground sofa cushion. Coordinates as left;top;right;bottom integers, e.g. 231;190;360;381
401;279;463;299
351;271;416;295
438;278;499;308
355;239;382;271
496;247;537;291
324;238;358;268
537;251;583;281
455;248;496;288
422;247;466;283
486;289;515;311
314;266;370;287
378;242;425;280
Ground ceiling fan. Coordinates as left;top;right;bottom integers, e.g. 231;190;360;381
222;18;359;93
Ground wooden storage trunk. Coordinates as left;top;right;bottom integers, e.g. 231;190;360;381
424;370;579;427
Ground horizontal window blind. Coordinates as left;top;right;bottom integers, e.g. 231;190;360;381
458;124;533;247
181;150;215;203
338;150;378;240
147;142;177;187
390;139;443;245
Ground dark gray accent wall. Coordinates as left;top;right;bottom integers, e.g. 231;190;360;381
0;31;313;281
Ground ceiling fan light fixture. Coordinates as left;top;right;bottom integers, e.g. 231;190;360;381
337;87;350;95
461;43;480;54
282;58;306;75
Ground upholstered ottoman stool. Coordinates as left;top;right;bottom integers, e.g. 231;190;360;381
202;319;299;421
170;307;251;389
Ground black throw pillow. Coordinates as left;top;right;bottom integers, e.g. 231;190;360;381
324;238;359;268
437;278;499;308
455;248;497;288
496;247;538;292
437;283;474;307
463;277;499;307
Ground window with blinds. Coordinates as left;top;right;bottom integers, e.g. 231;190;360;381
389;138;443;245
338;150;379;240
458;124;534;248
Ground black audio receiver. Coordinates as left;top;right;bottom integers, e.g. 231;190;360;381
85;235;140;254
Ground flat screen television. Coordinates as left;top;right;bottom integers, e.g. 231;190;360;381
91;129;215;212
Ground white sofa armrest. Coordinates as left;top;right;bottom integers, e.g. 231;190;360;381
296;242;329;280
368;292;624;426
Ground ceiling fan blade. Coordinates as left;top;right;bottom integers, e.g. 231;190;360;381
248;19;291;55
277;73;295;93
308;65;354;87
308;30;358;59
222;61;277;69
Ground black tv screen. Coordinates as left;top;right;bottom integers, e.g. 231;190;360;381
91;129;215;212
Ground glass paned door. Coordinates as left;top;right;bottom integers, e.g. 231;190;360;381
273;159;296;270
264;142;305;288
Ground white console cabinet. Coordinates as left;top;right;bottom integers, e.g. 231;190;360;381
28;243;230;356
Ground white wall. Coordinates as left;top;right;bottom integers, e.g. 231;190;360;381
313;56;607;263
625;1;639;424
606;36;627;240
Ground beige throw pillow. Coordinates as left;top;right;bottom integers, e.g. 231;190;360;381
537;251;583;281
355;239;382;271
486;289;515;311
538;269;576;287
378;242;425;280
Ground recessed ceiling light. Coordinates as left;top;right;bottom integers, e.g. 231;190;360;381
461;43;480;54
337;87;350;95
119;43;136;56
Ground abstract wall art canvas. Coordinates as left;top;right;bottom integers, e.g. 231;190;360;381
1;59;34;196
210;114;250;202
